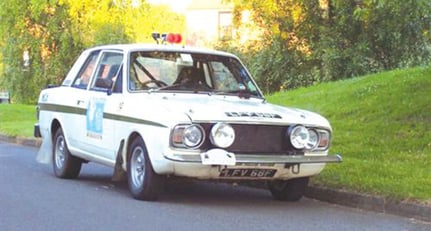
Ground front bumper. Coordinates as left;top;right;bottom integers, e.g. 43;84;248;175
162;152;341;180
166;152;342;165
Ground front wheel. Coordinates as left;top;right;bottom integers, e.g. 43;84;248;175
127;137;163;201
268;177;309;202
52;128;82;179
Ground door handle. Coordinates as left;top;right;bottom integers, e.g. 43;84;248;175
77;99;85;105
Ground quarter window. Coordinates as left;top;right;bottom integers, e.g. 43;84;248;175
72;51;100;89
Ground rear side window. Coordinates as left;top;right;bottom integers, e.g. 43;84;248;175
72;51;100;89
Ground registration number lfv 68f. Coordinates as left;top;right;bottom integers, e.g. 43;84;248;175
219;168;277;178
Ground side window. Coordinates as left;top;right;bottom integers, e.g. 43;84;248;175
91;52;123;91
72;51;100;89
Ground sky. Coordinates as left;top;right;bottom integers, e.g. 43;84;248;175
147;0;192;12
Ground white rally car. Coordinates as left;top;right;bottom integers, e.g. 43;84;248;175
34;37;341;201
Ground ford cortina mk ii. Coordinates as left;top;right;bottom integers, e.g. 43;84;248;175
34;37;342;201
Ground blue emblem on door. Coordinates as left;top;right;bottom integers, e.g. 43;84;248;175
86;98;105;139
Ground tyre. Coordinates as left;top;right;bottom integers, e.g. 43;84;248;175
268;177;309;202
52;128;82;179
127;137;163;201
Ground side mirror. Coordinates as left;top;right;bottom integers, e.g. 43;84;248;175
46;84;58;89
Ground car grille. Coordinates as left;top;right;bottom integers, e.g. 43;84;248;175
199;123;301;155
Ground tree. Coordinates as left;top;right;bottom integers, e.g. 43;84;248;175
0;0;185;103
0;0;77;103
349;0;431;69
221;0;431;93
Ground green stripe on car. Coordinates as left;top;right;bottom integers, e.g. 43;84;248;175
39;103;167;128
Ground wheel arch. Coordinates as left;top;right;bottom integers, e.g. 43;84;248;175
114;132;144;180
50;119;61;141
123;132;145;169
126;132;142;157
123;128;174;176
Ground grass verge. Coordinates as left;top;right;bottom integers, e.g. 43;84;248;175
267;65;431;202
0;104;36;137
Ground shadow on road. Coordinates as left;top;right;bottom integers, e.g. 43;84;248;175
74;164;288;205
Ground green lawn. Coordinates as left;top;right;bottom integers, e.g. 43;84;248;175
0;104;36;137
267;65;431;202
0;65;430;202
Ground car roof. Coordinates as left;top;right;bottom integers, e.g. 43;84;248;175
86;44;238;58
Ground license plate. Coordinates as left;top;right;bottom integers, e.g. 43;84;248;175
219;168;276;178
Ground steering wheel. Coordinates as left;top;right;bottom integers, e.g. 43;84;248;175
141;79;168;88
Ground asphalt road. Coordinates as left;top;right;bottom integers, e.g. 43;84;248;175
1;141;430;231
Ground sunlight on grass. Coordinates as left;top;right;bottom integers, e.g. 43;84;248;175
0;104;36;137
267;66;431;201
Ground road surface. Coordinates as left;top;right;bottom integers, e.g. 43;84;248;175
0;141;429;231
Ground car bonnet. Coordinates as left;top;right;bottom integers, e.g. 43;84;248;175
153;93;331;128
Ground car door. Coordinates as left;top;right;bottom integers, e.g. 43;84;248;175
82;51;124;163
64;50;101;152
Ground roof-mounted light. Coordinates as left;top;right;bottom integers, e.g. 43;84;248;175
152;32;182;44
152;32;161;43
166;33;182;44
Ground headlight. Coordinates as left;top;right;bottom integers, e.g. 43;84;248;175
172;124;204;149
289;126;330;150
307;129;320;150
210;123;235;148
289;125;310;149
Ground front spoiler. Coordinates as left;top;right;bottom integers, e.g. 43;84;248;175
166;153;342;164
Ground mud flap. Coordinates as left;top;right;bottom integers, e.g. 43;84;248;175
112;140;127;182
36;133;53;164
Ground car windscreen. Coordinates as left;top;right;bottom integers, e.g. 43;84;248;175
128;51;262;98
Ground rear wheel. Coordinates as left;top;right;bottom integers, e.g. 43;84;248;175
268;177;309;201
127;137;163;201
52;128;82;179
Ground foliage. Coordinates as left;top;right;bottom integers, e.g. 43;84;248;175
0;0;185;104
0;0;75;104
65;0;185;45
220;0;431;94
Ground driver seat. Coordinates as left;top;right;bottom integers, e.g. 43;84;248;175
174;66;208;88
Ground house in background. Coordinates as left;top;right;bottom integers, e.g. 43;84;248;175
148;0;259;48
184;0;234;48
